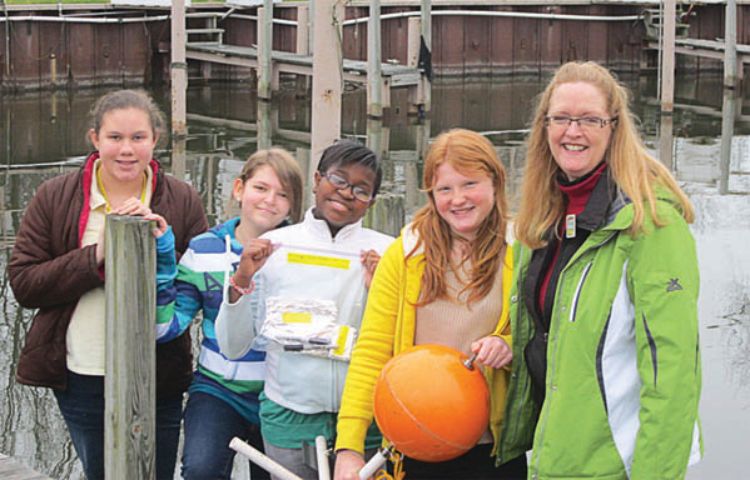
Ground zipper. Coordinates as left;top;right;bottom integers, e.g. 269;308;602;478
498;249;529;463
532;232;616;476
569;261;593;322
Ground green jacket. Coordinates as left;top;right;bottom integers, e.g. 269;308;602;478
498;195;702;479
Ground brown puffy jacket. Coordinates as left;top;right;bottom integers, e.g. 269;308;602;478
8;153;208;396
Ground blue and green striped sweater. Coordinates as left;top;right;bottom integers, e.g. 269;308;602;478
156;217;265;424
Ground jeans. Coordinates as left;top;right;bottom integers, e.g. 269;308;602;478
181;392;269;480
53;370;182;480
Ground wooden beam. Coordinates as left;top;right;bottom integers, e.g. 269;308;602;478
171;0;187;137
104;216;157;480
659;0;676;169
368;0;383;118
258;0;274;100
310;0;344;172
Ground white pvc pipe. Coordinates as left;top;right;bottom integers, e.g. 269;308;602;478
0;15;168;23
315;435;331;480
343;9;641;26
229;437;305;480
358;449;389;480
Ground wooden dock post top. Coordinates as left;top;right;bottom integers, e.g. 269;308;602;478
104;215;157;480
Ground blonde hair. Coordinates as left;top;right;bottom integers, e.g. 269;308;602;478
227;148;304;223
515;61;694;249
409;128;509;306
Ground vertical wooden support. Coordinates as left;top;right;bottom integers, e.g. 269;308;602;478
420;0;432;114
311;0;344;169
719;90;736;195
724;0;738;90
363;193;405;237
367;0;383;118
104;216;156;480
659;0;676;169
172;136;187;180
258;0;274;101
257;99;272;150
407;17;421;115
295;4;311;95
171;0;187;137
719;0;738;194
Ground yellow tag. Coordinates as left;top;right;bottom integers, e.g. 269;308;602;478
282;312;313;324
287;252;350;270
333;326;350;357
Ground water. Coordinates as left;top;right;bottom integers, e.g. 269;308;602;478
1;73;749;479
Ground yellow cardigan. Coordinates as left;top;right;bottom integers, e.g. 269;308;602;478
335;226;514;454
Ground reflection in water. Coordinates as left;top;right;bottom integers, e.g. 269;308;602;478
1;74;749;478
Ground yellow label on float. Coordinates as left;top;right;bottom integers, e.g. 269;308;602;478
282;312;313;324
287;252;350;270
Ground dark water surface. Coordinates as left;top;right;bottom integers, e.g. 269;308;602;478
1;74;749;479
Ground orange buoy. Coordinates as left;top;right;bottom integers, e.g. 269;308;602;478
372;344;490;462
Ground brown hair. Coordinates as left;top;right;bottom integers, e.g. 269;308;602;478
86;89;166;148
515;61;694;249
409;128;509;306
227;147;304;223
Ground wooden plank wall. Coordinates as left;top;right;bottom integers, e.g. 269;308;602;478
1;4;749;90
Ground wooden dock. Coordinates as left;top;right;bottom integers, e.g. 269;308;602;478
0;454;51;480
647;38;750;79
186;43;421;108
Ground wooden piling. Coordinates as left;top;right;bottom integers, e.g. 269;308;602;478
724;0;738;90
295;4;311;95
407;17;422;115
421;0;432;113
659;0;676;169
367;0;383;118
0;453;52;479
310;0;344;169
171;0;187;137
104;216;157;480
258;0;274;101
364;193;405;237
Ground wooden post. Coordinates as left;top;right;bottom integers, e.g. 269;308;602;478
311;0;344;169
258;0;274;101
659;0;676;169
407;17;421;115
420;0;432;113
171;0;187;137
724;0;738;90
172;135;187;180
295;4;311;96
257;98;272;150
367;0;383;118
104;216;156;480
719;89;736;194
363;193;405;237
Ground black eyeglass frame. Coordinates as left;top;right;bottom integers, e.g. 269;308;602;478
544;115;619;129
322;171;374;203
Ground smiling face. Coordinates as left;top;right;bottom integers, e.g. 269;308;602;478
433;162;495;241
89;107;157;187
313;162;375;234
234;164;291;235
547;82;613;181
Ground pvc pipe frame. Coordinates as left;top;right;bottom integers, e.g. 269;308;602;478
229;437;304;480
0;9;641;25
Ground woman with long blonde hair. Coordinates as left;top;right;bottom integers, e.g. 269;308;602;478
334;128;526;479
498;61;702;479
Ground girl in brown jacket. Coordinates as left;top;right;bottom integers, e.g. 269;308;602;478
8;89;208;480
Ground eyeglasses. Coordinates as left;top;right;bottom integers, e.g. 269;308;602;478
545;115;618;129
323;172;373;203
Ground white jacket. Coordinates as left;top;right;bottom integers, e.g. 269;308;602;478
215;208;394;414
